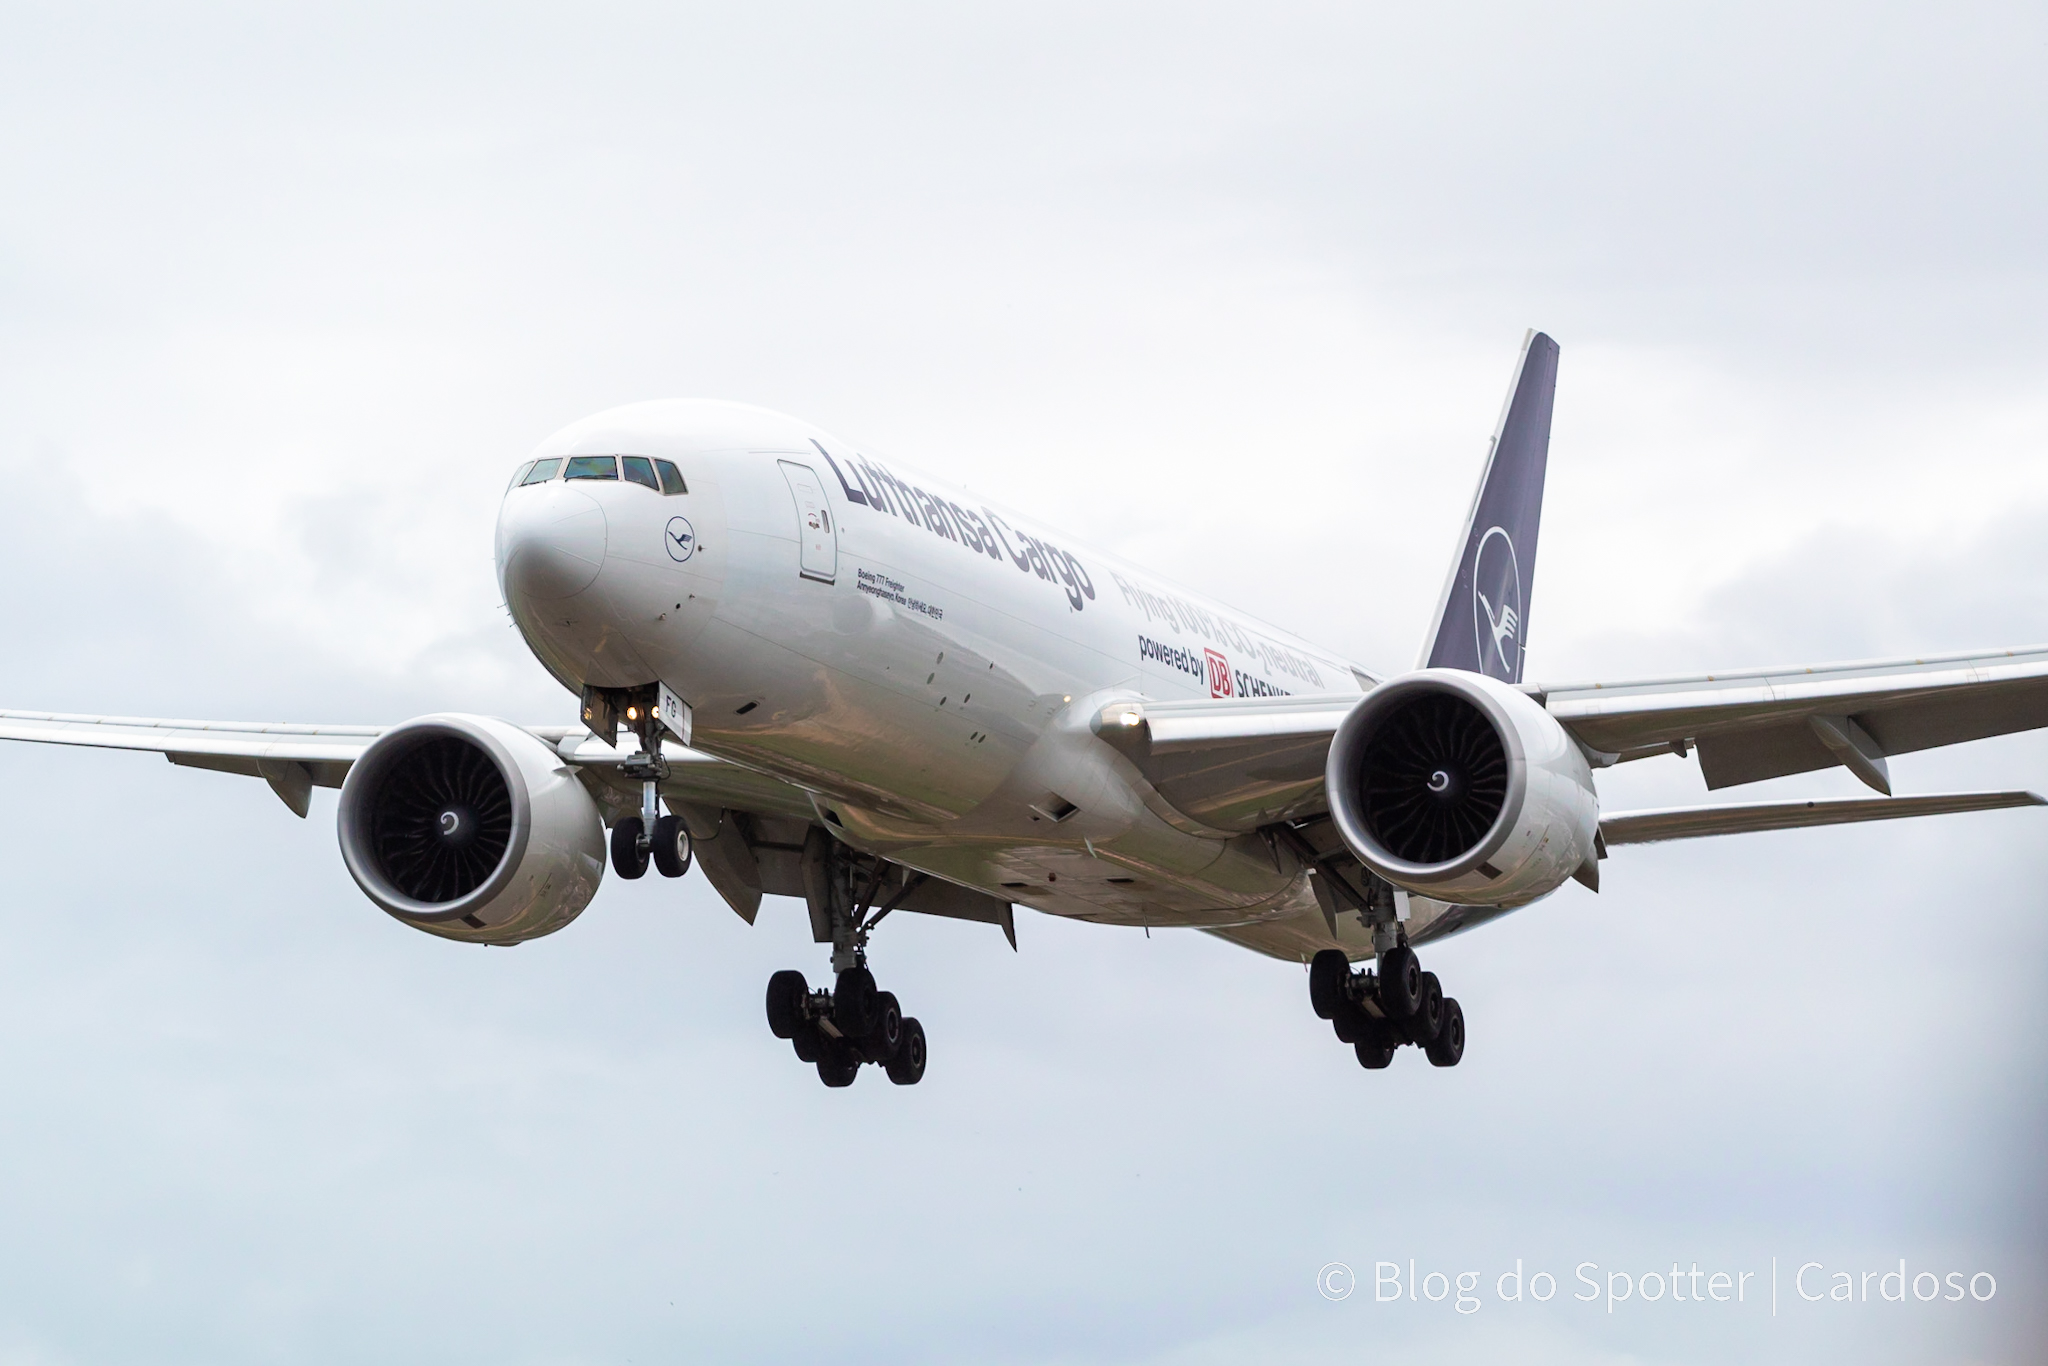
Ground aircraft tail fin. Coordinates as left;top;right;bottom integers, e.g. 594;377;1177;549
1416;330;1560;685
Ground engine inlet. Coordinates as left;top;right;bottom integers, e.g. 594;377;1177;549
1358;692;1508;865
370;736;514;902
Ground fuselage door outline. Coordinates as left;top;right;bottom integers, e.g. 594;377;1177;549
777;459;838;584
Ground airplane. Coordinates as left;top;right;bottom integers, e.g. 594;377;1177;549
5;330;2045;1087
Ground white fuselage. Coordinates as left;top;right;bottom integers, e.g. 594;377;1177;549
495;399;1381;933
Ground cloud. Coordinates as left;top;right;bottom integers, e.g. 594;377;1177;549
0;5;2042;1364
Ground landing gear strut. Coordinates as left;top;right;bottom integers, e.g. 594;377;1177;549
1309;945;1466;1070
606;689;692;882
765;832;931;1087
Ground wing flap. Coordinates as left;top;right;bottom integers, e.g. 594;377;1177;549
1694;722;1838;789
1600;790;2044;846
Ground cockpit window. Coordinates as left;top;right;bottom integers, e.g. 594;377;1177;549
508;460;535;490
621;456;660;491
654;459;688;495
563;455;618;481
519;458;561;486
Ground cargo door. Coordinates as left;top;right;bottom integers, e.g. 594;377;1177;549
777;460;837;583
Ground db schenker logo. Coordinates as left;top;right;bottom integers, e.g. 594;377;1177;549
1205;649;1233;698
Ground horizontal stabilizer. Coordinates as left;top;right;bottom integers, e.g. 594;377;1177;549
1600;790;2045;846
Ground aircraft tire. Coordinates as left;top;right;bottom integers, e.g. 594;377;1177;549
1308;949;1350;1019
1425;999;1466;1067
791;1020;824;1064
766;970;808;1039
610;818;649;879
1410;971;1445;1044
1330;999;1370;1044
863;990;903;1062
886;1018;927;1085
833;967;878;1037
651;814;692;877
1355;1027;1397;1070
816;1040;860;1088
1378;946;1422;1019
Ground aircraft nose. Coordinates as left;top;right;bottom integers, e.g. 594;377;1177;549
497;484;607;601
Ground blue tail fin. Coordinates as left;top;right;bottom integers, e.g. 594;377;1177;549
1417;330;1560;685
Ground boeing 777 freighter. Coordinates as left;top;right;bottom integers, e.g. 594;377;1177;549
6;332;2043;1086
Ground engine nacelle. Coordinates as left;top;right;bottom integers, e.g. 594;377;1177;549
1325;670;1598;908
337;714;606;944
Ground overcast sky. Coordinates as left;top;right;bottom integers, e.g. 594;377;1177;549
0;4;2044;1363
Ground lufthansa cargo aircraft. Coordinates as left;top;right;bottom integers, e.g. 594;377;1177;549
5;332;2044;1086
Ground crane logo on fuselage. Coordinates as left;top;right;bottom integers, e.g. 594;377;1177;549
1471;525;1521;681
665;516;696;563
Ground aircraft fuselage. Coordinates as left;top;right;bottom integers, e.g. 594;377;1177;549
495;398;1377;934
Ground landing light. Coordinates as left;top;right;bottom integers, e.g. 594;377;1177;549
626;706;640;721
1118;711;1141;727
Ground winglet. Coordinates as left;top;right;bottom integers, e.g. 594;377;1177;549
1417;331;1560;685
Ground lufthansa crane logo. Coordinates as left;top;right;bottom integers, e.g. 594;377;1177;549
665;516;696;563
1470;525;1522;681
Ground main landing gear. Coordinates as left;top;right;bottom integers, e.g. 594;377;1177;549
1309;945;1466;1070
765;967;927;1087
766;831;932;1087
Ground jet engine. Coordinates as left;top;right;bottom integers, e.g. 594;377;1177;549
337;714;606;944
1325;670;1598;908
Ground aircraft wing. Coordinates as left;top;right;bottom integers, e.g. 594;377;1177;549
0;710;381;816
1205;788;2044;965
1088;693;1363;833
539;729;820;821
553;730;1014;933
0;706;1006;933
1095;644;2048;837
0;709;817;825
1531;644;2048;791
1598;790;2045;845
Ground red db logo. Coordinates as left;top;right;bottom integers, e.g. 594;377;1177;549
1205;649;1233;698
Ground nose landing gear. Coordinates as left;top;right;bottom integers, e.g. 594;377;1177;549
605;690;693;881
1309;945;1465;1070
